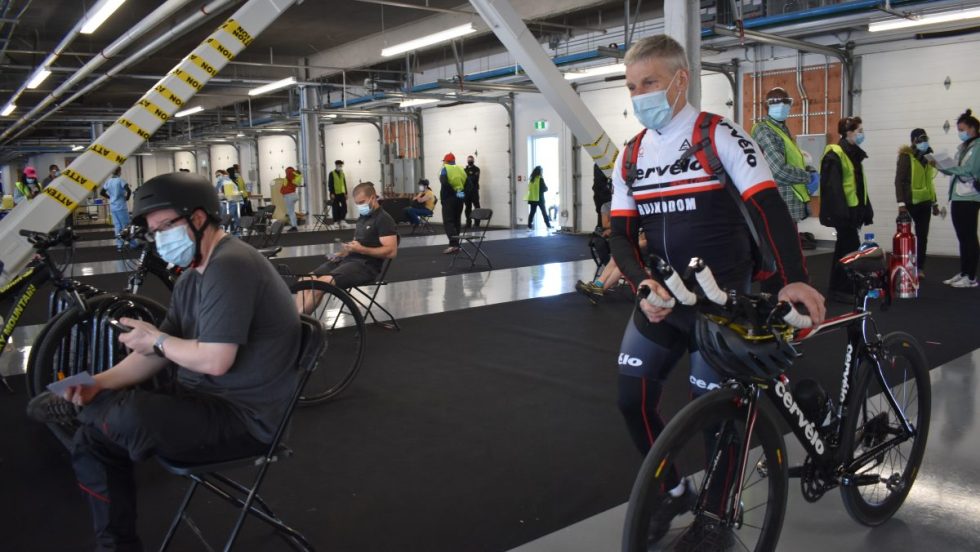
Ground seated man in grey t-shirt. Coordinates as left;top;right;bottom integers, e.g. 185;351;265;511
296;181;398;313
26;173;301;551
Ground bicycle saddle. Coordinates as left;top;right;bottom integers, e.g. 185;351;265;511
838;245;886;275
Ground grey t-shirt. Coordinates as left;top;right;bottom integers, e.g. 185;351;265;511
162;236;300;443
347;206;397;271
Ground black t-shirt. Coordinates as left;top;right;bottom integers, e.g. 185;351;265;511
162;236;301;443
347;206;397;271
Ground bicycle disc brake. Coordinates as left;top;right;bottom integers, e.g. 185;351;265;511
800;455;835;502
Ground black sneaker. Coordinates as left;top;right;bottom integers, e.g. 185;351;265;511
26;391;81;426
674;516;735;552
647;479;696;546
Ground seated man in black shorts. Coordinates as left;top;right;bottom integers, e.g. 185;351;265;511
25;172;301;550
296;181;398;313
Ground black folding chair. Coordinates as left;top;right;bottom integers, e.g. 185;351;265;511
449;208;493;270
411;198;437;235
348;254;399;331
260;219;286;248
588;231;611;283
311;200;332;232
156;315;327;552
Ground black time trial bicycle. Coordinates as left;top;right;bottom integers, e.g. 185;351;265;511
622;246;930;552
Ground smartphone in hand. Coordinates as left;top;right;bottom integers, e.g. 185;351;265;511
109;318;134;333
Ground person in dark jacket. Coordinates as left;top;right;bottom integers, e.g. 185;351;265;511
820;116;873;301
894;128;939;277
463;155;481;229
592;164;612;224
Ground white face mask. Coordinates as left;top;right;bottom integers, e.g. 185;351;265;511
357;202;372;216
631;71;681;130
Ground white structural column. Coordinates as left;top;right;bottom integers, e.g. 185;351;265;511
664;0;701;109
0;0;297;286
298;86;323;218
468;0;618;176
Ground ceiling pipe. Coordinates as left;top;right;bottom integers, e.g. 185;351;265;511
351;0;608;33
0;0;202;144
0;0;33;69
1;64;281;86
436;79;538;93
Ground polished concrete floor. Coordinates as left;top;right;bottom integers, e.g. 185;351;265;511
6;226;978;551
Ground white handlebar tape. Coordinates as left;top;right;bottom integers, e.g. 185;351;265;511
663;270;698;306
782;306;814;329
645;292;677;309
694;264;727;306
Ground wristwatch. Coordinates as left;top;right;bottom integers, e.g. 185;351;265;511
153;334;168;357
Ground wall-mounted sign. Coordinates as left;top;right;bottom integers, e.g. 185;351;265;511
533;119;548;131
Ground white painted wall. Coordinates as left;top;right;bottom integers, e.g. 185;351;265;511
210;144;239;175
257;134;298;192
421;102;511;225
141;154;174;183
174;151;195;173
323;122;382;191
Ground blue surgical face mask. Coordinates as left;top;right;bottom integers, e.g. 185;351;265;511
915;141;930;153
960;130;972;142
356;202;371;217
768;103;790;122
631;72;680;130
855;132;865;145
155;224;196;267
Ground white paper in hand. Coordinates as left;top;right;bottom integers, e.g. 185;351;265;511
47;371;95;396
930;152;956;171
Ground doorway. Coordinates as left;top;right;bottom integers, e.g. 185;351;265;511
528;135;560;228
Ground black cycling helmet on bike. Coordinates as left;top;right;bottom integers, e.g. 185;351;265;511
132;171;221;224
695;314;799;382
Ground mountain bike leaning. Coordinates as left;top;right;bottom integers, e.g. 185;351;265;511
622;245;930;552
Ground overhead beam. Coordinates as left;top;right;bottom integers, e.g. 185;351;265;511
351;0;608;33
436;79;538;93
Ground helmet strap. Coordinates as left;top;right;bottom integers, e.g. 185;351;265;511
185;211;208;267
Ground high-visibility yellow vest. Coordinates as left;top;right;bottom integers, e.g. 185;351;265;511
444;164;466;192
824;144;864;207
760;119;810;203
332;170;346;194
906;152;937;205
525;175;543;202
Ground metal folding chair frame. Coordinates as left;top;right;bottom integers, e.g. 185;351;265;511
449;208;493;270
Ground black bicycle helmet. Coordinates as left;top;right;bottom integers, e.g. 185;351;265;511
132;171;221;224
695;314;798;382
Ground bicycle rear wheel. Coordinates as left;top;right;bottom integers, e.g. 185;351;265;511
31;294;166;394
623;388;788;552
289;279;365;405
840;331;931;526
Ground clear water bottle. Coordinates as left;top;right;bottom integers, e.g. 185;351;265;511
859;232;878;251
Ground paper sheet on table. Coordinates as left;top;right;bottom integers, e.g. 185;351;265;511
928;152;956;171
46;371;95;396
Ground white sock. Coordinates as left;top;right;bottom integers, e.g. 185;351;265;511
668;480;687;498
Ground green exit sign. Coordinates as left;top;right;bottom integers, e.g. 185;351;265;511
533;119;548;131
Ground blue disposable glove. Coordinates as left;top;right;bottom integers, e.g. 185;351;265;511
456;191;465;199
807;171;820;195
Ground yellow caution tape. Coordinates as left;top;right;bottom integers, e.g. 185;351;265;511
220;19;253;47
43;186;78;211
153;84;186;108
590;139;613;161
117;118;152;141
188;54;219;78
171;68;204;92
62;168;96;191
205;38;235;61
599;159;616;171
584;132;606;148
88;143;127;165
138;98;171;122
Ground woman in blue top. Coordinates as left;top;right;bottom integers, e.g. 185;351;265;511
937;109;980;288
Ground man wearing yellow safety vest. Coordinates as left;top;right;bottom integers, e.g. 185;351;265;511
894;128;939;278
820;116;874;302
440;152;467;254
328;159;348;229
751;87;816;223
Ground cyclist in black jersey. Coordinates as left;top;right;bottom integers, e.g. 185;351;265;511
608;35;827;541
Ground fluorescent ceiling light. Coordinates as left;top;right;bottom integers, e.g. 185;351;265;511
248;77;296;97
381;23;476;57
564;63;625;80
26;68;52;90
80;0;127;34
0;103;14;117
869;7;980;32
322;114;338;119
399;98;440;108
71;145;84;151
175;106;204;117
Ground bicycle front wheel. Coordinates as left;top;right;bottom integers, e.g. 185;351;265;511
840;331;931;526
289;279;365;405
623;388;788;552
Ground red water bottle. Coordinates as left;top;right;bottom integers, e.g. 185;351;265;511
890;211;918;299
